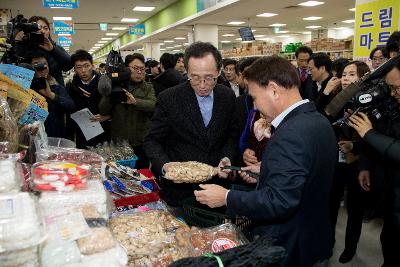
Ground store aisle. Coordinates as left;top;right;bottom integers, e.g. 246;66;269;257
330;207;383;267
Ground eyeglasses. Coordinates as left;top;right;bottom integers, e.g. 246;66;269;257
129;66;145;73
188;75;218;85
372;57;386;62
75;63;92;70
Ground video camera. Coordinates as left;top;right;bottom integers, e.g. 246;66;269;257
331;57;400;138
1;14;44;64
105;49;131;104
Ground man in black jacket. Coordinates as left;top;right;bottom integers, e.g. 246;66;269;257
66;50;110;148
308;52;333;102
295;46;314;100
152;53;182;96
144;42;238;206
348;56;400;267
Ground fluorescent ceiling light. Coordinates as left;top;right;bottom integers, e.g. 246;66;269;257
235;38;242;40
183;43;189;45
101;37;113;40
57;33;71;36
94;44;103;47
133;6;155;12
164;40;174;43
334;27;349;30
166;46;174;49
303;16;322;20
305;25;321;29
53;16;72;21
160;48;166;51
269;23;286;27
254;35;265;38
137;48;144;51
174;37;186;40
174;45;182;47
227;21;245;25
256;13;278;17
278;30;289;33
220;40;231;43
242;40;253;43
112;27;127;31
173;49;180;52
252;30;256;32
159;43;165;46
298;1;325;7
349;8;356;12
277;35;290;38
302;31;312;34
98;41;108;43
106;32;119;36
342;19;355;23
222;34;235;37
121;18;139;23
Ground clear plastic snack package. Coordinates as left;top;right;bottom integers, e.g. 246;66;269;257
0;159;23;193
0;245;40;267
0;98;18;153
109;210;190;267
31;161;91;192
188;223;249;256
36;148;104;168
164;161;218;183
39;179;113;220
88;140;134;162
0;192;45;252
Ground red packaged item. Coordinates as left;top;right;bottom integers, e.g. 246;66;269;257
31;161;90;191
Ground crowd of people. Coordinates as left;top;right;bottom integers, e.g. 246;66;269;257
10;14;400;267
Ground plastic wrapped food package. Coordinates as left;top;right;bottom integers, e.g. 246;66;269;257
77;227;115;255
31;161;91;192
88;141;134;162
0;245;39;267
164;161;218;183
0;159;23;193
0;98;18;154
36;148;104;168
109;210;190;266
0;192;44;252
189;223;249;256
39;179;112;220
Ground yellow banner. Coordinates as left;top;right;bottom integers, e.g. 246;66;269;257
354;0;400;58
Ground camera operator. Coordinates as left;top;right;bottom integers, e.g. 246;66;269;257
99;53;156;169
348;57;400;267
27;50;75;138
15;16;72;86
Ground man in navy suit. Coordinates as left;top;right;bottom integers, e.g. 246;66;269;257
195;56;337;267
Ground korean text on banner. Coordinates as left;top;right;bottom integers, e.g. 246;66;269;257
354;0;400;59
53;21;75;35
129;24;145;35
43;0;79;9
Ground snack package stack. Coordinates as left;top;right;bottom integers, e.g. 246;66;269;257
88;141;134;162
38;179;113;220
0;192;45;267
0;159;23;193
109;210;191;267
188;223;249;256
41;209;128;267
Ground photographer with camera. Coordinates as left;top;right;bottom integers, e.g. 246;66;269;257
99;53;156;169
348;56;400;267
14;16;72;86
27;50;75;138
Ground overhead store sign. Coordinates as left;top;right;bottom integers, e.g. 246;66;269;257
57;36;73;47
43;0;79;9
99;23;108;31
354;0;399;60
129;24;145;35
53;21;75;35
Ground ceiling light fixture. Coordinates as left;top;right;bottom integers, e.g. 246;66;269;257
305;25;321;29
174;45;182;47
303;16;322;20
183;43;189;45
220;40;231;43
256;13;278;17
57;33;71;36
121;18;139;23
278;30;289;33
166;46;174;49
94;44;103;47
298;1;325;7
160;48;166;51
252;30;256;32
173;49;180;52
53;16;72;21
222;34;235;37
254;35;265;38
334;27;349;30
235;38;242;40
349;8;356;12
106;33;119;36
269;23;286;27
98;41;108;43
174;37;186;40
302;31;312;34
164;40;174;43
227;21;245;25
112;27;127;31
342;19;355;23
277;35;290;38
101;37;113;40
133;6;155;12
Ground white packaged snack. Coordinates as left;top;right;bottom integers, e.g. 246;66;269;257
0;246;39;267
38;179;110;219
0;159;21;193
0;192;43;252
